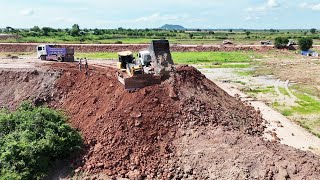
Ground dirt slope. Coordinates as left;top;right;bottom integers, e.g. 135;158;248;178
0;63;319;179
174;127;320;179
47;64;319;179
0;68;59;109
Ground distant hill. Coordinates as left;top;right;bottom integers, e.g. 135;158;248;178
160;24;185;30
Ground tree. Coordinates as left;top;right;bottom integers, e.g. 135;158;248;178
245;31;251;36
229;29;233;32
310;28;316;34
0;102;83;179
274;37;289;49
93;28;102;35
30;26;41;32
70;24;80;36
79;31;86;36
189;33;194;39
298;37;313;51
42;27;51;36
270;29;277;33
4;26;15;33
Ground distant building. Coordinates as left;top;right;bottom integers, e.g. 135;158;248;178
301;50;319;57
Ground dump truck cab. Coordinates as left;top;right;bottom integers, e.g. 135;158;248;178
138;50;152;67
37;45;48;58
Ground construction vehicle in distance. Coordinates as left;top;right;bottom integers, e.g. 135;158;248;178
260;40;272;45
37;45;74;62
116;40;174;90
287;40;297;46
222;40;233;45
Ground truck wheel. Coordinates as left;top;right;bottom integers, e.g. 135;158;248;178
57;56;63;62
40;55;46;60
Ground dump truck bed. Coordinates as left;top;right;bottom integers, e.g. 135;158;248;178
148;40;174;65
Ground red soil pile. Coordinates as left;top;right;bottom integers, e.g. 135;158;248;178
49;63;264;178
1;63;319;179
0;69;59;110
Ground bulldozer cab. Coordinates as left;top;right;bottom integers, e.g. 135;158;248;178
118;51;134;70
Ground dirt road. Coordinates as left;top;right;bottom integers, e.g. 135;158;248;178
202;68;320;155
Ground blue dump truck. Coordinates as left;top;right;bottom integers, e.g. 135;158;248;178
36;45;74;62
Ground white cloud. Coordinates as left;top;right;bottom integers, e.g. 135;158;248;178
55;17;75;23
20;9;34;16
134;13;187;22
300;2;320;11
266;0;279;8
246;0;280;12
245;16;260;21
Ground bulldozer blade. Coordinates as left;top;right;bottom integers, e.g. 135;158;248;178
118;74;161;90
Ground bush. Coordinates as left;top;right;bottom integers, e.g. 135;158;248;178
0;102;83;179
298;37;313;51
274;37;289;49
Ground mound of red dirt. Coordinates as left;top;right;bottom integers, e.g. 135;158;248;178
0;69;59;110
49;63;265;178
1;62;319;179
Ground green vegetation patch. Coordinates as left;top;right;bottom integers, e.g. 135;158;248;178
0;102;83;180
75;51;258;66
172;51;256;64
75;52;118;59
278;87;290;96
271;86;320;137
243;86;275;94
292;92;320;114
199;63;251;69
235;69;254;76
296;119;320;138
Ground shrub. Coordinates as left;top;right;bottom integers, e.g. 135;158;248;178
298;37;313;51
274;37;289;49
310;28;316;34
0;102;83;179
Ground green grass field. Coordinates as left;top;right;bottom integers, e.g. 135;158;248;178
76;51;259;67
271;86;320;137
2;27;320;45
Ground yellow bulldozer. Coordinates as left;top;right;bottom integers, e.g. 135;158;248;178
116;40;174;90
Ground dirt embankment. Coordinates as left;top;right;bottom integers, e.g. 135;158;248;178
47;64;319;179
1;63;319;179
0;34;18;40
0;68;60;109
0;43;275;53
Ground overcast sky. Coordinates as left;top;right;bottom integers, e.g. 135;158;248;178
0;0;320;29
